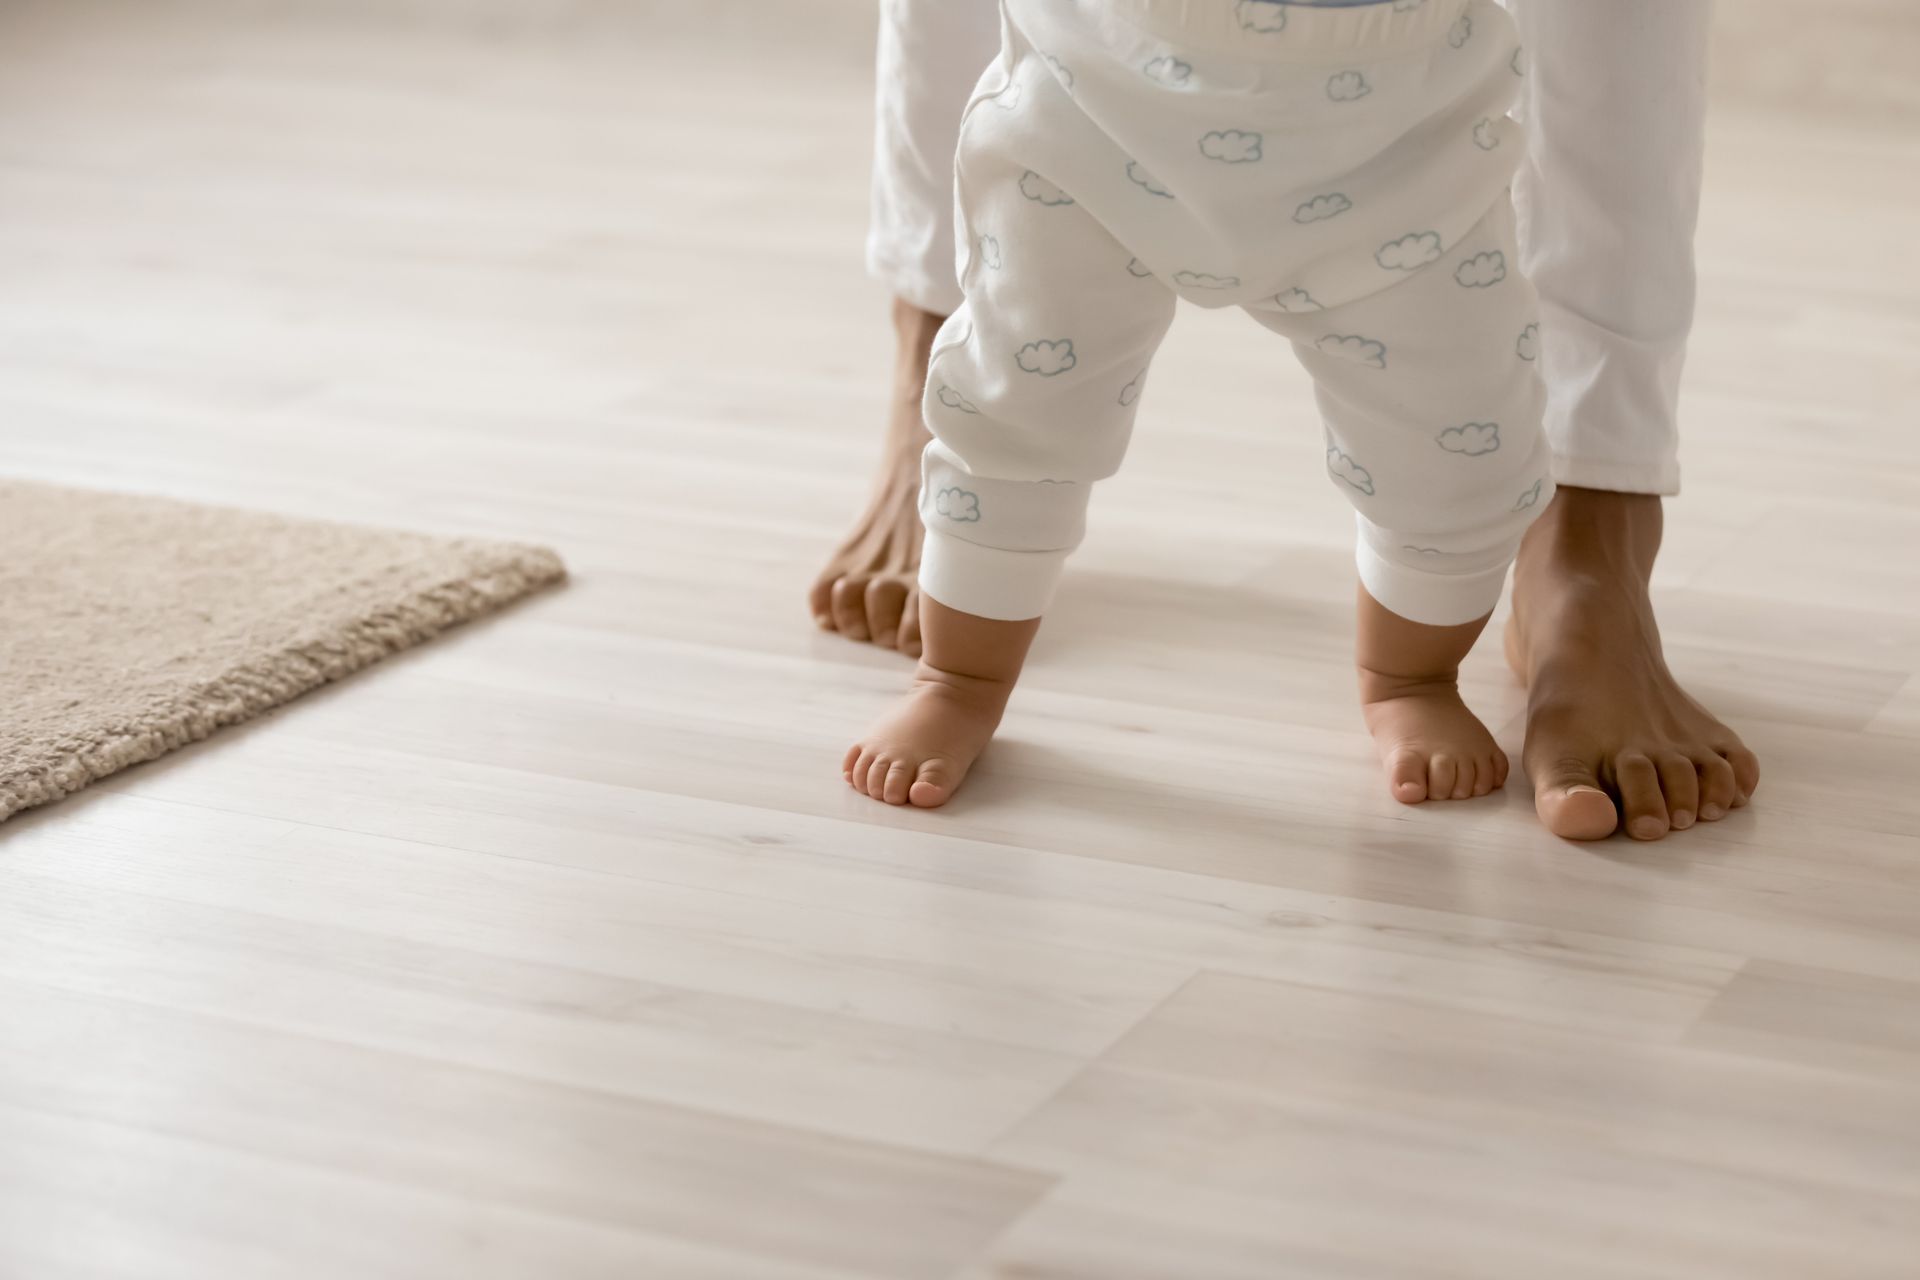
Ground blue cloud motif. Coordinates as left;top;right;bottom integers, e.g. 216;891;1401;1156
1199;130;1262;163
1513;479;1544;511
1516;322;1539;361
991;80;1023;111
935;385;979;415
1126;160;1174;199
1327;448;1375;496
1127;257;1155;278
1273;287;1320;313
1044;53;1074;91
935;487;981;523
1144;55;1192;86
1454;251;1507;288
1327;70;1371;102
1293;193;1352;224
1316;334;1387;369
1173;271;1240;290
1401;545;1443;555
1472;118;1499;151
1119;369;1147;407
1449;14;1472;47
1436;422;1500;456
978;234;1002;269
1235;0;1286;32
1375;231;1442;271
1016;339;1077;376
1018;171;1073;206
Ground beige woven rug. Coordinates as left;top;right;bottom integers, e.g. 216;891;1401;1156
0;480;566;823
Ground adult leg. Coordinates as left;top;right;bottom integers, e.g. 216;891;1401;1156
1507;0;1759;841
811;0;997;657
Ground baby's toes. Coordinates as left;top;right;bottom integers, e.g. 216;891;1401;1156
881;758;915;805
865;753;894;799
1427;752;1460;801
908;757;959;809
1471;747;1506;796
845;746;874;791
1386;747;1429;805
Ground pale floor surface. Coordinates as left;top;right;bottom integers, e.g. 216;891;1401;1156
2;3;1918;1278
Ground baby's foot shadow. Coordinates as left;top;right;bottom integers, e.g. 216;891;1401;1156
1034;562;1351;666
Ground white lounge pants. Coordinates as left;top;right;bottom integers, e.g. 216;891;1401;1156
917;0;1552;626
869;0;1710;499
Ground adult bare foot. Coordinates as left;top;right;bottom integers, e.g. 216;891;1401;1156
809;298;941;657
1507;487;1761;841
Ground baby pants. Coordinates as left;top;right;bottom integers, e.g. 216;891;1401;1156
919;0;1554;627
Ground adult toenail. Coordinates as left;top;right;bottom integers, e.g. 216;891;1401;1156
1672;810;1694;828
1701;804;1725;820
1629;817;1666;840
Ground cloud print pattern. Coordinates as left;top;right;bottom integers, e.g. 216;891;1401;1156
917;0;1549;627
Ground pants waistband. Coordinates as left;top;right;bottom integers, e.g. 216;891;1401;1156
1102;0;1473;59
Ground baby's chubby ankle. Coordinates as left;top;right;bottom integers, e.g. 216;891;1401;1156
1355;661;1463;708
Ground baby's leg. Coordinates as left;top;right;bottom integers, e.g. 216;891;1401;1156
844;597;1037;807
1266;201;1552;804
843;58;1178;806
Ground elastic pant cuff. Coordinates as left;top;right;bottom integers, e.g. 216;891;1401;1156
919;531;1067;622
1356;541;1512;628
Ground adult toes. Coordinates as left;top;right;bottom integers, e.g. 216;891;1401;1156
1532;758;1617;841
1387;748;1429;804
1658;753;1700;829
1723;743;1762;804
865;579;910;651
1696;753;1738;821
897;589;924;659
1615;752;1670;841
909;758;957;808
809;575;837;629
831;575;873;643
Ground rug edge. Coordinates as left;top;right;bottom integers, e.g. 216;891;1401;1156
0;543;567;824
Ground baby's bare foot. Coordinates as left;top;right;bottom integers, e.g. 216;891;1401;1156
1362;676;1509;804
1353;584;1505;805
844;672;1012;808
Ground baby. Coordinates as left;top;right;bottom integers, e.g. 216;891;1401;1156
845;0;1552;808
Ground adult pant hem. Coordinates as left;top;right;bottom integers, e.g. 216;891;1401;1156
920;531;1067;622
1550;452;1680;498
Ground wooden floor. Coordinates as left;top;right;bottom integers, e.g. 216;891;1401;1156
3;3;1918;1277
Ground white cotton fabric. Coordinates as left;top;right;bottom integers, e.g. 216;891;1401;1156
867;0;1707;499
913;0;1552;626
